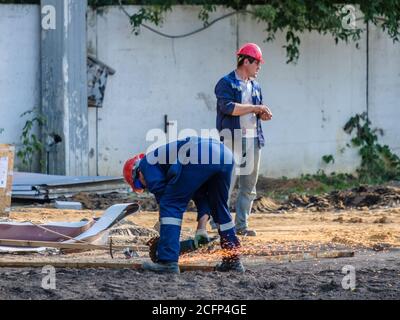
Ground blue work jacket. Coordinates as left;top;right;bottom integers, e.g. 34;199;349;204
215;70;265;148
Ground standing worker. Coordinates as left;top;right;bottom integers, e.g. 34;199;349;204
215;43;272;236
123;137;244;274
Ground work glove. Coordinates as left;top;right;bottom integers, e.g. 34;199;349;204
194;229;210;248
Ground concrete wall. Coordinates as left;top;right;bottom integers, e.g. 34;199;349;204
369;24;400;156
90;6;372;177
239;13;368;177
89;6;239;176
1;5;399;177
0;5;41;170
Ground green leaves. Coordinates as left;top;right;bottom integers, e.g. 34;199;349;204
129;5;172;35
17;108;46;172
253;4;277;23
6;1;398;63
322;154;335;164
115;0;400;64
283;29;301;63
343;112;400;184
311;112;400;189
198;3;217;26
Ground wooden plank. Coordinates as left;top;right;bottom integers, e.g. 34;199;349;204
0;250;355;272
244;250;355;258
0;260;142;269
0;145;14;217
0;239;148;252
0;259;216;272
316;251;354;258
246;250;355;263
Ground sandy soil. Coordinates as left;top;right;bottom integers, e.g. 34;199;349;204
7;205;400;248
0;205;399;300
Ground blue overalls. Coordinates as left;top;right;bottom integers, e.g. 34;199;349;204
139;137;241;262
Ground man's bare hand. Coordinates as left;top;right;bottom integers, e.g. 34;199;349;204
254;105;272;121
253;105;265;115
260;112;272;121
254;105;272;117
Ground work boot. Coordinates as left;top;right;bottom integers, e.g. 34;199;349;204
142;261;180;274
236;228;257;237
215;258;245;273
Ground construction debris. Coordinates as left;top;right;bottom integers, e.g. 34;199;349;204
34;184;400;213
0;203;140;253
0;220;94;242
55;192;140;210
0;239;146;252
54;201;83;210
255;185;400;213
12;172;128;201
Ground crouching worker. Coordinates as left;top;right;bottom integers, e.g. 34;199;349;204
123;137;244;274
153;183;211;248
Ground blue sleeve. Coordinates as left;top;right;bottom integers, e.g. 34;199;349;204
215;78;236;115
140;160;167;203
257;86;263;119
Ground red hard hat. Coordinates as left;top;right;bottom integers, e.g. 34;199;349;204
123;153;145;193
237;43;264;64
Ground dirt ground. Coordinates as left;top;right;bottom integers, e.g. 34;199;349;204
1;201;400;300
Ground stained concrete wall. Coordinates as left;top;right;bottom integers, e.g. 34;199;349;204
89;6;238;176
91;6;371;177
1;5;399;177
238;13;367;177
0;5;41;170
369;24;400;156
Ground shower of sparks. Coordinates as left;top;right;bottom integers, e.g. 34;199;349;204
179;231;398;265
